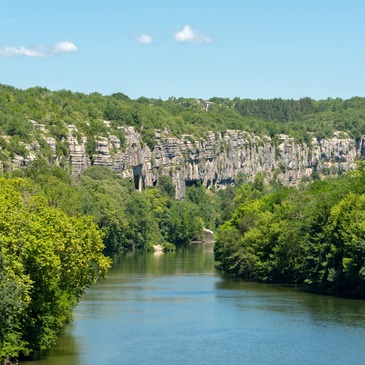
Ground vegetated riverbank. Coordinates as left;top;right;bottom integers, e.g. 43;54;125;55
0;178;111;365
214;161;365;298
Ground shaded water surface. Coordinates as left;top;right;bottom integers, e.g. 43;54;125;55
23;244;365;364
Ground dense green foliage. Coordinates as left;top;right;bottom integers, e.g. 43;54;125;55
0;178;111;364
4;163;217;253
214;162;365;297
74;168;220;249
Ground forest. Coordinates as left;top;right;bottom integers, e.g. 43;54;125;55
214;162;365;298
1;84;365;363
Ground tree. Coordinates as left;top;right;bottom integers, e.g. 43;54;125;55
305;193;365;296
167;200;204;244
157;175;176;199
0;178;111;362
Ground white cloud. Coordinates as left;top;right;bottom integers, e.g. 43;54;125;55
0;41;78;57
174;25;212;43
54;41;78;53
136;34;153;44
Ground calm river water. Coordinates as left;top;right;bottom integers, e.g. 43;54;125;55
23;243;365;365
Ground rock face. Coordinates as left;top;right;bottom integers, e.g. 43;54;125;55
5;122;364;199
67;127;362;199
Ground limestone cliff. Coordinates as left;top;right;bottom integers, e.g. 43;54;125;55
4;121;364;199
68;125;362;199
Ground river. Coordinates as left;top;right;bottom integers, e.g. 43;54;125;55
23;243;365;365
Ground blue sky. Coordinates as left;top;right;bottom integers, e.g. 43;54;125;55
1;0;365;100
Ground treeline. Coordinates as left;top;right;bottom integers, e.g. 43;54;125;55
214;163;365;297
2;84;365;166
227;96;365;122
213;96;365;141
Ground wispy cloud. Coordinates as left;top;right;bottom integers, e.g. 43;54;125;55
0;46;44;57
135;34;153;44
174;25;212;43
0;17;22;26
0;41;78;57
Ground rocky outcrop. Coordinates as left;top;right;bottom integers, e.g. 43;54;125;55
4;121;364;199
67;125;90;175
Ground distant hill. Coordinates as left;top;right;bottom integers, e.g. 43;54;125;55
1;84;365;197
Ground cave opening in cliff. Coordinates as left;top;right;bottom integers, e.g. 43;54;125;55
133;174;140;190
185;179;203;188
132;164;143;191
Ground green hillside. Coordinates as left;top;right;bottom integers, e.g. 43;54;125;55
1;84;365;167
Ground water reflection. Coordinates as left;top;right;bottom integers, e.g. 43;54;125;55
22;326;82;365
216;277;365;328
111;243;215;276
